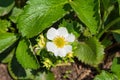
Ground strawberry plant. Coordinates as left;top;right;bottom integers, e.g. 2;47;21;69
0;0;120;79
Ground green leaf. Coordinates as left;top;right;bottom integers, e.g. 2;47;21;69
0;0;15;16
17;0;69;38
16;38;39;69
111;29;120;34
0;19;11;33
101;0;110;10
8;55;36;79
25;69;35;79
94;71;118;80
100;0;114;26
118;0;120;15
101;37;112;48
111;57;120;79
8;56;26;79
9;7;23;23
101;0;115;10
0;32;17;53
1;48;15;63
113;33;120;43
69;0;100;34
34;72;55;80
74;37;104;66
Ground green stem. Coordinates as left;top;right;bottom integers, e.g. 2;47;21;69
55;63;71;67
97;17;120;39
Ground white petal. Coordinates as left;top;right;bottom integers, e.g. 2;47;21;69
46;42;57;53
58;27;68;37
55;48;67;57
53;51;58;57
66;33;75;42
64;45;72;53
47;27;58;40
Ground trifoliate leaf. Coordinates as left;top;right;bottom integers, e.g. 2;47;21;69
0;32;17;53
69;0;100;34
17;0;69;38
16;38;39;69
74;37;104;67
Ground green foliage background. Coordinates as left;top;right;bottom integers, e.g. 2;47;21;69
0;0;120;79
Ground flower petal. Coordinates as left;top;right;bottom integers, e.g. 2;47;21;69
55;48;66;57
46;42;57;53
47;27;58;40
64;45;72;53
66;33;75;42
58;27;68;37
54;45;72;57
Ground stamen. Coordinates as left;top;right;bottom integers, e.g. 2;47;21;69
53;36;67;48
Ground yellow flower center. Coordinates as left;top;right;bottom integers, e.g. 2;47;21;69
53;36;67;48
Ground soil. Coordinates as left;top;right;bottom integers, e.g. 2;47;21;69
0;64;12;80
0;51;120;80
51;51;120;80
51;60;97;80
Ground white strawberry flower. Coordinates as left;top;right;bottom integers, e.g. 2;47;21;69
46;27;75;57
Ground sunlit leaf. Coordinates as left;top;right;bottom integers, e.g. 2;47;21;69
17;0;69;38
111;57;120;79
0;19;10;33
74;37;104;66
16;38;39;69
94;71;118;80
0;0;15;16
0;32;17;53
69;0;100;34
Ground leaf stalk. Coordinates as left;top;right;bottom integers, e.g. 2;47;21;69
97;17;120;39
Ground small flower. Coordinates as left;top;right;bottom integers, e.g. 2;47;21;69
46;27;75;57
43;58;53;69
66;52;74;58
38;34;46;48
